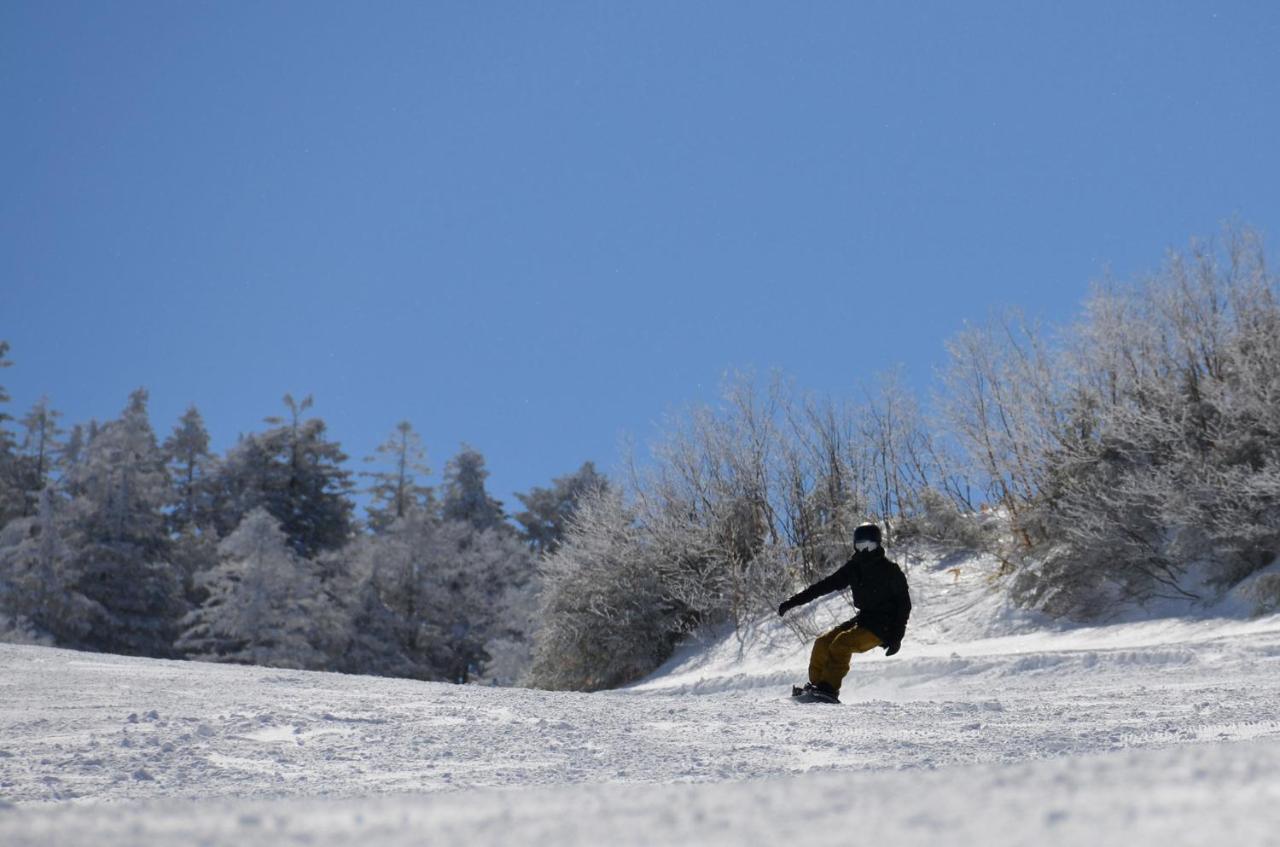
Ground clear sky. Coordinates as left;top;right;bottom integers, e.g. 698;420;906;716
3;2;1279;509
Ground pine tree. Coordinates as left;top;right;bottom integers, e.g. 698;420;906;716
18;397;63;517
0;486;96;645
514;461;607;555
68;389;184;657
415;519;531;682
212;395;354;558
319;536;426;678
352;506;532;682
209;433;271;538
338;572;423;676
170;525;219;608
362;421;434;533
58;424;87;498
162;406;216;533
360;507;440;674
441;445;506;533
178;508;334;669
0;341;25;528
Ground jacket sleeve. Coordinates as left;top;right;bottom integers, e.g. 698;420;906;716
785;560;854;609
892;564;912;629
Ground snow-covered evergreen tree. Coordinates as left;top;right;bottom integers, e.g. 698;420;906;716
210;395;354;558
18;398;63;517
362;421;434;533
162;406;217;533
514;461;607;555
352;505;533;683
0;341;25;528
208;433;270;537
359;508;440;673
420;519;533;682
68;389;184;656
179;508;335;669
318;534;426;679
441;446;507;533
0;486;96;645
58;423;88;498
170;525;220;608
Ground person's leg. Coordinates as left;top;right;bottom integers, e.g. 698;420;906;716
810;625;881;694
807;623;846;687
808;620;858;687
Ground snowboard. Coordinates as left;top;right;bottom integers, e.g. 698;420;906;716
790;684;840;704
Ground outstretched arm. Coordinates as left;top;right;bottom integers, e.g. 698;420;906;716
778;561;853;616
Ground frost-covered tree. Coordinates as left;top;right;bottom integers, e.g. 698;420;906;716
482;563;543;686
421;519;532;682
1022;231;1280;614
316;533;428;679
356;509;442;673
58;423;88;499
514;461;607;555
337;569;424;677
210;395;354;558
0;341;11;422
441;446;506;533
530;486;698;691
0;487;96;645
208;433;271;536
179;508;335;669
938;309;1061;551
0;341;24;528
67;389;184;656
170;525;220;608
362;421;434;533
350;505;534;683
18;398;63;517
162;406;217;533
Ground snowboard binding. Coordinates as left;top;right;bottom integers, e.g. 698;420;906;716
790;682;840;704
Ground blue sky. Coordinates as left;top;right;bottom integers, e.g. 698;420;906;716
3;2;1279;509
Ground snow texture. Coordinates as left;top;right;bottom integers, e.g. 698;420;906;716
2;549;1279;845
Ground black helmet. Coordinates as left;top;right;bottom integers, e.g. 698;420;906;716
853;522;882;551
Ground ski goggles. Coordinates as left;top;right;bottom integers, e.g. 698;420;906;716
854;539;879;552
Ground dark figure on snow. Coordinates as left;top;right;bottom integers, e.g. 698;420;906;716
778;522;911;703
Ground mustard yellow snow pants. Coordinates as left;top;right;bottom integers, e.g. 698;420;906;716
809;621;882;694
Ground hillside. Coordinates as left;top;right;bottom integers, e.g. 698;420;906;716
2;547;1279;845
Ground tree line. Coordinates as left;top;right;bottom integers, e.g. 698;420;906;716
0;373;603;684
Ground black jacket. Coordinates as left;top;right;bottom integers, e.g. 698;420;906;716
784;549;912;647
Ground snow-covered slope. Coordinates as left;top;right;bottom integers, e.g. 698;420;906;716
3;548;1280;845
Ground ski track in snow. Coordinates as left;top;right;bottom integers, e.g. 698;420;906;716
3;551;1280;845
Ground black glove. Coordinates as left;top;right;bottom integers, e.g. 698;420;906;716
884;641;901;657
778;599;796;617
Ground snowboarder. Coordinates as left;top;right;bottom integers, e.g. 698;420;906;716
778;522;911;703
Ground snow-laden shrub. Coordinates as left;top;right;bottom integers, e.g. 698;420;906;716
0;613;54;646
940;230;1280;616
1031;234;1280;612
892;488;990;551
529;487;702;691
1239;571;1280;616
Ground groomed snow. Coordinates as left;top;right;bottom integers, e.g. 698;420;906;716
3;549;1280;845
